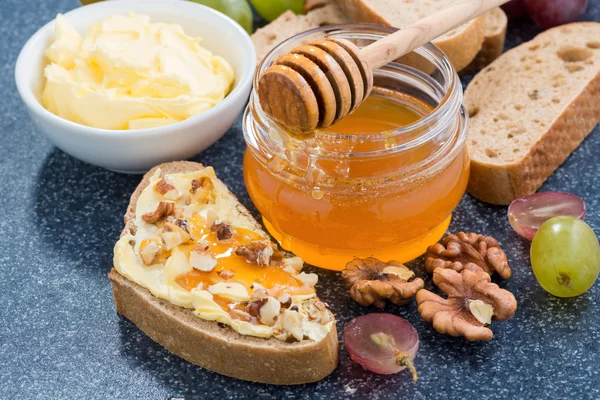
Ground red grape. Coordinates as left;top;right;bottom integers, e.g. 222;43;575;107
502;0;528;19
524;0;588;29
508;192;586;240
343;314;419;380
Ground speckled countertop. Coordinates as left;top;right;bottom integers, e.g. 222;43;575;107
1;1;599;399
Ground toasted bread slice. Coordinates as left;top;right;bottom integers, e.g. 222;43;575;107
251;5;349;63
333;0;486;71
109;161;338;384
465;23;600;204
465;7;508;72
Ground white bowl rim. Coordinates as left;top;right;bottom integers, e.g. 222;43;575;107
14;0;256;140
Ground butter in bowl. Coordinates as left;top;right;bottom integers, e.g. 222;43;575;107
15;0;256;173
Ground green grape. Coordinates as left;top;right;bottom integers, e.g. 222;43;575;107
188;0;253;33
531;216;600;297
250;0;304;22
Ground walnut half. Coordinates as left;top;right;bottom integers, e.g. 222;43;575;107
416;268;517;341
425;232;511;279
341;258;424;308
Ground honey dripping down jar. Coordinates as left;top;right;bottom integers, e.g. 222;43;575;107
243;24;469;271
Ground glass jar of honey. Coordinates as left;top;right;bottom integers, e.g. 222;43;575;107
243;24;469;271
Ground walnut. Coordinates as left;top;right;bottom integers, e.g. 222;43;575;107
154;178;176;195
142;201;175;223
416;268;517;341
235;240;281;266
341;257;424;308
246;296;281;326
277;309;304;341
139;238;163;265
277;291;292;308
212;222;234;241
190;177;214;194
301;298;333;324
295;272;318;287
282;257;304;273
246;298;266;319
189;177;214;204
200;209;218;229
251;287;268;300
161;222;191;250
173;218;189;233
218;269;235;280
189;248;217;272
425;232;511;279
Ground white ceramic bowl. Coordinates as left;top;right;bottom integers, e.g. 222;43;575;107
15;0;255;173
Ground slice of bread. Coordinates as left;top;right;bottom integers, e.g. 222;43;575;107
464;8;508;72
251;5;349;64
333;0;486;71
465;23;600;205
108;161;338;384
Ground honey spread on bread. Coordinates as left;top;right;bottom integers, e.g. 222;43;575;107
114;167;333;342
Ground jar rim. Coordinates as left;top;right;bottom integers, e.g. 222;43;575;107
252;23;462;157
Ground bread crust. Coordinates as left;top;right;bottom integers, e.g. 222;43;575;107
109;161;339;384
334;0;486;72
466;23;600;204
464;8;507;72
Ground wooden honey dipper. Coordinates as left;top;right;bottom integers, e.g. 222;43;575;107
258;0;508;134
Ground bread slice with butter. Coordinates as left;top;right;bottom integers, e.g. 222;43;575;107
465;23;600;204
108;161;338;384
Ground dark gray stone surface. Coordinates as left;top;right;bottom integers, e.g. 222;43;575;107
1;1;599;399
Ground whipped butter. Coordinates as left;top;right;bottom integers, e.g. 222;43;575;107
113;168;333;341
42;14;235;130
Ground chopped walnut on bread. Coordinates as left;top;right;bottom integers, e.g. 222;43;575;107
109;162;338;385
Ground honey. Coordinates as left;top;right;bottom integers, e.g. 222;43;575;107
245;89;469;270
244;24;470;271
174;217;311;307
323;89;425;134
